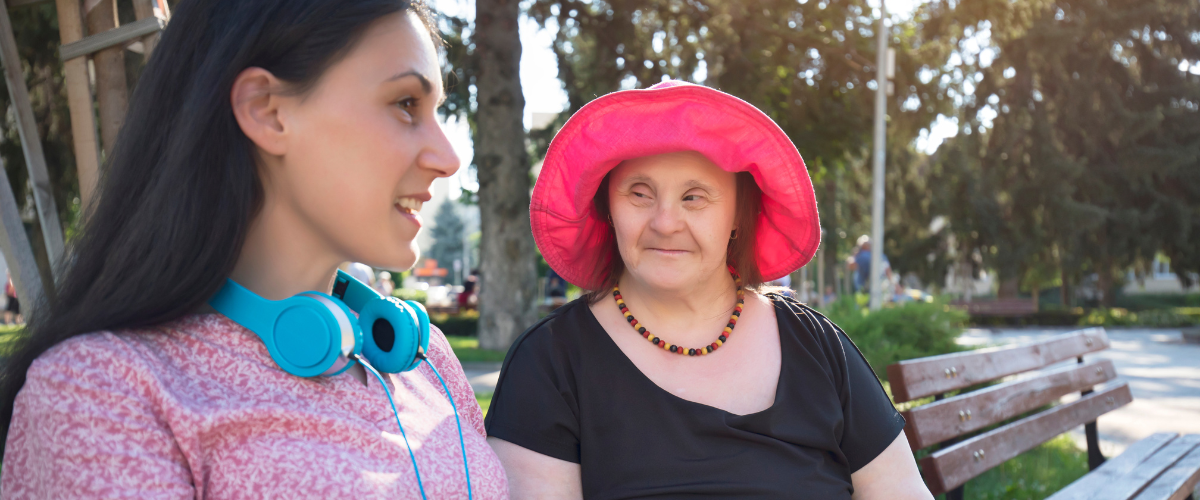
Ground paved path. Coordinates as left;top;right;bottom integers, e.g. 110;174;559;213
462;362;502;394
959;327;1200;456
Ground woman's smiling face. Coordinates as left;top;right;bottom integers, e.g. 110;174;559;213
607;151;738;291
267;11;458;271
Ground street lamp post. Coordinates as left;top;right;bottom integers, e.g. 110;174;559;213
868;0;890;311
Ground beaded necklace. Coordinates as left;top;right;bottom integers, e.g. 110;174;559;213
612;276;745;356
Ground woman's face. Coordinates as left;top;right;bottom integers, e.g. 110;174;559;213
607;151;738;291
268;12;457;271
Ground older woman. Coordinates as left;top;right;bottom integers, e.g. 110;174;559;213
485;81;931;499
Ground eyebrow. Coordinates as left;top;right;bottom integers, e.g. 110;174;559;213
622;176;719;192
385;70;433;94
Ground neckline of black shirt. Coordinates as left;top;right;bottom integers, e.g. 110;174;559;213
578;292;790;418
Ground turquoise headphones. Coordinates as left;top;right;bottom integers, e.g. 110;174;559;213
209;270;472;499
208;269;431;377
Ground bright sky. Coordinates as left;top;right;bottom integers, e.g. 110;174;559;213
432;0;956;197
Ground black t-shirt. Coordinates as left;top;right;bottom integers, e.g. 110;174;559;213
484;295;905;499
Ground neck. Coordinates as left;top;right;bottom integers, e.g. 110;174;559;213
616;268;740;346
229;195;343;301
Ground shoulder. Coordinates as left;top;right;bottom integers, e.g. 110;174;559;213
22;314;249;404
767;294;842;338
766;294;856;365
502;298;591;363
491;298;592;391
30;329;159;383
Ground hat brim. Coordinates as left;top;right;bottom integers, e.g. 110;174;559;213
531;83;821;289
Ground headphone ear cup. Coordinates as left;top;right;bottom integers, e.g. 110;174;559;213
358;297;422;373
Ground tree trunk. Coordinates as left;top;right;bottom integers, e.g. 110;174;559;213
1097;264;1115;308
86;0;128;155
473;0;538;351
1060;266;1070;308
822;170;838;299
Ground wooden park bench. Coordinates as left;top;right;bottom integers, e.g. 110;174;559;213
950;297;1039;320
887;327;1200;500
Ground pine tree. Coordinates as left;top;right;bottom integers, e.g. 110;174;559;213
427;201;465;284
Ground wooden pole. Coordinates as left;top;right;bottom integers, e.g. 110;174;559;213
0;155;47;312
85;0;127;156
130;0;167;57
54;0;101;208
0;3;65;277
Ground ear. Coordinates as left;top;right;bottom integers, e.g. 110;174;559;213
230;67;289;157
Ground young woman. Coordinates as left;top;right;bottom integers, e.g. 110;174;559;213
0;1;506;498
485;81;932;499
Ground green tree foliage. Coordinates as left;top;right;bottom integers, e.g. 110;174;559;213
923;0;1200;302
527;0;958;288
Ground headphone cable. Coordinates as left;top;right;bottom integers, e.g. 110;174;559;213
424;357;473;500
353;355;429;500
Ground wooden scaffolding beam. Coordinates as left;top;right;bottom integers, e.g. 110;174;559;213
55;0;101;209
0;2;65;279
0;154;46;312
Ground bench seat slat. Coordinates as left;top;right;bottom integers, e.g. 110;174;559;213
920;383;1132;495
1047;433;1180;500
903;359;1116;449
1132;445;1200;500
1093;435;1200;500
888;328;1110;403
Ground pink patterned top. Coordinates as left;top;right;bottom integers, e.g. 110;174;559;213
1;314;508;499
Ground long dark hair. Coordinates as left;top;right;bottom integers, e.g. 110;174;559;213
0;0;435;449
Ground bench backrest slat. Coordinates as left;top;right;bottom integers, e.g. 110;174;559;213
1046;432;1179;500
903;359;1116;450
1130;445;1200;500
954;299;1039;316
919;383;1132;495
887;328;1109;402
1092;435;1200;500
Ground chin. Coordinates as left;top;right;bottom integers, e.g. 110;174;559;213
634;268;700;292
366;244;419;272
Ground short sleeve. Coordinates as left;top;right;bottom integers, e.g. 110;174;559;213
1;335;195;498
811;311;906;472
484;316;581;463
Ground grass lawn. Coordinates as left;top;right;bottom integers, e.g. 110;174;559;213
445;335;507;363
0;324;23;356
475;391;493;417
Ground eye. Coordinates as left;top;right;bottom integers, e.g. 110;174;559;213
682;194;701;202
395;97;420;112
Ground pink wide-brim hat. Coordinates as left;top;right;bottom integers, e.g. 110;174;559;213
530;80;821;289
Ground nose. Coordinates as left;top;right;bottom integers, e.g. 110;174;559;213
418;120;461;178
648;201;686;236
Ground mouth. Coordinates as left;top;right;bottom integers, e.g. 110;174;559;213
395;197;424;216
648;248;689;255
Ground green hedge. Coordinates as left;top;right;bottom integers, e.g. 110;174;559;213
820;298;968;382
431;311;479;337
392;288;427;304
1078;307;1197;327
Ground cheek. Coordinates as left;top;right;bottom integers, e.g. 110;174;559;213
608;206;645;250
287;100;415;208
688;207;736;254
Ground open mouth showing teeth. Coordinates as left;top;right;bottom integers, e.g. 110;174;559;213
396;197;423;215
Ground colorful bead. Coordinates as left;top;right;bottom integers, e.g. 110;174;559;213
613;274;743;358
